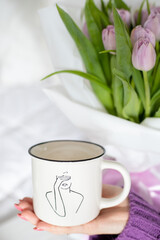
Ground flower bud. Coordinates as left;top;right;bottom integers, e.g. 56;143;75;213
131;25;155;47
102;25;116;52
144;12;160;40
134;10;148;26
132;38;156;71
110;9;131;27
82;22;89;39
151;6;160;15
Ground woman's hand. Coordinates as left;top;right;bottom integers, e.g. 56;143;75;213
15;184;129;235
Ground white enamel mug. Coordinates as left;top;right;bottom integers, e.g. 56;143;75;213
29;140;131;227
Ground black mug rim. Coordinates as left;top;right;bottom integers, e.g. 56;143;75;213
28;140;105;162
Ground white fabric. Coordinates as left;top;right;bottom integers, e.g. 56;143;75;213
0;0;88;239
39;0;160;172
0;85;85;203
0;0;53;86
0;85;87;239
0;212;66;240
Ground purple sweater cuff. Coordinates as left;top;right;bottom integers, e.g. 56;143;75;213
116;192;160;240
89;191;160;240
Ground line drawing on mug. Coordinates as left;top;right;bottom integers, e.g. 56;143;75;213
45;172;84;217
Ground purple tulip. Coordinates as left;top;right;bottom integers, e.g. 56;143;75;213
102;25;116;53
82;22;89;39
132;38;156;71
131;25;156;47
144;12;160;40
110;9;131;27
134;10;148;26
151;6;160;15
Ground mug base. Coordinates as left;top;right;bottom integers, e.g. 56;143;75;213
34;209;99;227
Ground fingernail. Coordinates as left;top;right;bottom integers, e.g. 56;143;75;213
33;227;44;231
14;204;23;211
17;213;27;221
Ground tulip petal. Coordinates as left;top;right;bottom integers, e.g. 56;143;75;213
131;25;155;47
102;25;116;51
144;13;160;41
132;38;156;71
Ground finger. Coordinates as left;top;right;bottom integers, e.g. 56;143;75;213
18;209;40;226
21;197;33;204
17;200;33;211
15;198;33;212
36;221;87;234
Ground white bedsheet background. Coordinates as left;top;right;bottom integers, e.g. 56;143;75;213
0;0;54;86
0;84;87;240
0;1;87;238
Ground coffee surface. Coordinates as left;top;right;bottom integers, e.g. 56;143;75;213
30;141;104;161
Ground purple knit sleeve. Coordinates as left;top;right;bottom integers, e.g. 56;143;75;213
89;192;160;240
116;192;160;240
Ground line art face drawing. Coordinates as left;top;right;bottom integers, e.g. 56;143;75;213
45;172;84;217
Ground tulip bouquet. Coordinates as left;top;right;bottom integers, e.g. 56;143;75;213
43;0;160;124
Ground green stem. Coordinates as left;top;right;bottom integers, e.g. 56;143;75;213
156;41;159;54
146;0;151;15
143;71;150;117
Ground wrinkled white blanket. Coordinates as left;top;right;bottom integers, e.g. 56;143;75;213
0;85;87;240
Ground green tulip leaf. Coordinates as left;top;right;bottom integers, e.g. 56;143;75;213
100;0;108;15
56;5;114;112
113;68;141;122
152;55;160;95
154;107;160;117
111;56;124;117
99;50;116;54
86;0;109;29
151;89;160;115
137;0;145;25
42;70;111;93
85;1;104;51
146;0;151;15
84;0;111;84
56;5;104;81
114;0;130;11
106;0;112;11
113;7;132;81
132;68;145;108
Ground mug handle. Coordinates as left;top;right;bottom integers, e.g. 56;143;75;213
100;159;131;210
